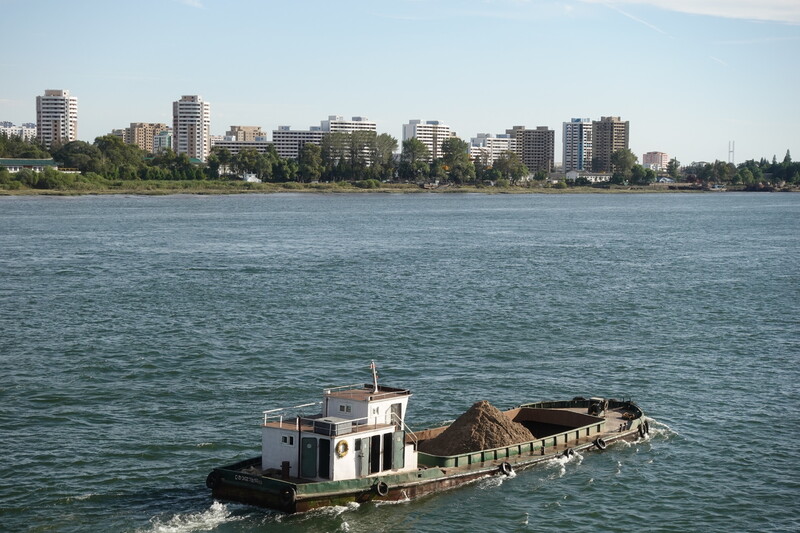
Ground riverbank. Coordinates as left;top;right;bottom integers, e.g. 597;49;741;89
2;180;795;196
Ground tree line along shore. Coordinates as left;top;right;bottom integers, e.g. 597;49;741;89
2;132;798;194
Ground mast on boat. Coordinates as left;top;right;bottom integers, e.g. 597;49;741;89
370;360;379;393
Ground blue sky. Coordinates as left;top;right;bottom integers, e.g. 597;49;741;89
2;0;798;164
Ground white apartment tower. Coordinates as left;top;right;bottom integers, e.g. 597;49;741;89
563;118;592;172
403;120;452;161
172;95;211;161
36;89;78;148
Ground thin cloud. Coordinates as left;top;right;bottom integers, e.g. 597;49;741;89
709;56;728;66
176;0;205;9
579;0;800;24
603;3;670;35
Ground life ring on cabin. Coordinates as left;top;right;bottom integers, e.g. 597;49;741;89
280;487;296;506
563;448;575;458
375;481;389;496
594;438;607;450
205;471;221;489
335;440;349;458
500;462;513;476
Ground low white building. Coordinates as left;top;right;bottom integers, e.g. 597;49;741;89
211;136;273;155
565;170;611;183
0;122;37;141
469;133;517;165
272;126;326;160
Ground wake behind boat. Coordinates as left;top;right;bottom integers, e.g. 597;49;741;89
206;363;650;513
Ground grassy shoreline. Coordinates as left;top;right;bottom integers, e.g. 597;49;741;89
3;180;792;196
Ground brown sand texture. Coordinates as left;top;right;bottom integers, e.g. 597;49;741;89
417;400;534;456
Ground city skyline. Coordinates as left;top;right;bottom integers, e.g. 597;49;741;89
2;0;798;164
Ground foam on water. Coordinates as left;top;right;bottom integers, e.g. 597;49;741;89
138;501;240;533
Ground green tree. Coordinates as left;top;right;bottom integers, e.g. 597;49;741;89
440;137;475;184
298;143;323;182
610;148;637;180
493;151;529;185
399;138;430;182
667;158;681;180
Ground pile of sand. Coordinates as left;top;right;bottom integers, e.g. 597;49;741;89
418;400;534;456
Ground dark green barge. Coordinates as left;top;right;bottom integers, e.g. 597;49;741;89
206;366;649;513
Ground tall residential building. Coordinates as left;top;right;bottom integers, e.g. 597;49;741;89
591;116;629;172
172;95;211;161
506;126;555;173
153;130;173;154
0;122;37;142
469;133;517;165
129;123;170;153
643;151;669;171
226;126;265;142
402;120;453;161
563;118;593;172
36;89;78;148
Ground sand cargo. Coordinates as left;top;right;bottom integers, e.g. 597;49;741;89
206;363;649;513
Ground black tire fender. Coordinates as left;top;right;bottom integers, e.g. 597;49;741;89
375;481;389;496
205;471;221;490
500;461;513;476
594;438;607;450
280;487;296;506
563;448;575;458
639;424;647;438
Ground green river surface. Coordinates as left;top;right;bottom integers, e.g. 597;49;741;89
1;192;798;532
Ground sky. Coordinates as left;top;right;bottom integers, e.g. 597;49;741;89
2;0;799;165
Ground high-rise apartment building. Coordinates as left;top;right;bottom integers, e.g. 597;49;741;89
591;116;629;172
153;130;172;154
402;120;453;161
172;95;211;161
469;133;517;165
36;89;78;148
226;126;265;142
643;151;669;171
129;123;170;154
506;126;555;173
563;118;593;172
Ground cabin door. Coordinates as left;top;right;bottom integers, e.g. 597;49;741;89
301;437;317;479
389;403;402;426
357;437;370;478
392;431;405;469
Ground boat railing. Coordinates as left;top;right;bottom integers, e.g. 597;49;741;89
391;412;418;445
323;384;363;395
263;402;322;426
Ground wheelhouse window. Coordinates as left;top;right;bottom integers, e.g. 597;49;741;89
281;435;294;446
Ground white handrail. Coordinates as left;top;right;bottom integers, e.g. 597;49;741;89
262;401;322;425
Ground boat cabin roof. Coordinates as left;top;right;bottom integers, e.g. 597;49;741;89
325;384;410;402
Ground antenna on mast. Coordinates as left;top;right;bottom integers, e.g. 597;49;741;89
370;360;379;393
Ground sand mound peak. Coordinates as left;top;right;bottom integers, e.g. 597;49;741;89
418;400;534;456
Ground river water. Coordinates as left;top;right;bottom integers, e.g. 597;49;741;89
1;192;798;532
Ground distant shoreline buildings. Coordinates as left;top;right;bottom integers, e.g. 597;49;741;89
2;89;673;171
